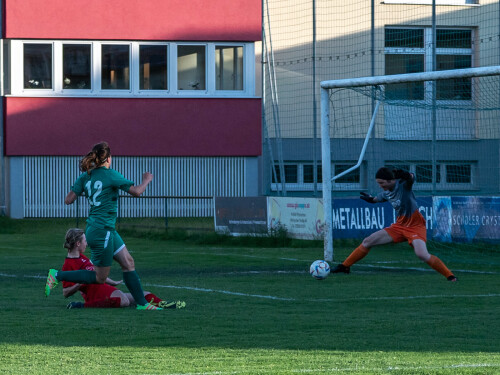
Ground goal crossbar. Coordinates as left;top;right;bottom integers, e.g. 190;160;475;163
321;65;500;89
320;66;500;262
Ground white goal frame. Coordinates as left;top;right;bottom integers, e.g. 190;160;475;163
320;65;500;262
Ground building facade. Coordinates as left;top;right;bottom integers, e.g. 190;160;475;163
1;0;262;218
263;0;500;197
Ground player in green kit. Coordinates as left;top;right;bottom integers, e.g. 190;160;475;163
45;141;166;310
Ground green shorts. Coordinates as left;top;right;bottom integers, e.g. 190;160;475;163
85;225;125;267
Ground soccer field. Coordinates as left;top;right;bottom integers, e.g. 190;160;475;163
0;219;499;375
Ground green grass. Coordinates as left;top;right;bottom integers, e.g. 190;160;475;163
0;218;499;374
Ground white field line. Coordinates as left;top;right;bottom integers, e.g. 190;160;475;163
6;272;500;302
151;250;500;275
144;282;500;303
163;363;500;375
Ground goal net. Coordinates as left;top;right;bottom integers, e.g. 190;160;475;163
321;66;500;261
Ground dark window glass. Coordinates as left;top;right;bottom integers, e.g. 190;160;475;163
416;164;441;183
436;30;472;49
334;165;359;183
446;164;471;183
385;54;425;100
272;165;298;183
304;164;322;183
436;55;472;100
63;44;91;89
140;45;168;90
102;45;130;90
385;29;424;48
24;44;52;89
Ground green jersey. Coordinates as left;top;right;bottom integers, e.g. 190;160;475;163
71;167;134;229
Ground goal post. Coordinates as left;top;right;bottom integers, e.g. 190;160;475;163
321;66;500;262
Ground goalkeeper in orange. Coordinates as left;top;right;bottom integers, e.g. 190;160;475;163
331;167;457;281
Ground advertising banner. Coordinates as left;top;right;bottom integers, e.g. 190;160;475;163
331;197;433;239
214;197;268;236
433;196;500;243
268;197;324;240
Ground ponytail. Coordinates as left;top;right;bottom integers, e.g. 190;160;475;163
79;141;111;173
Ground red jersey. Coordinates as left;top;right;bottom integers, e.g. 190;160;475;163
62;254;95;300
62;254;118;304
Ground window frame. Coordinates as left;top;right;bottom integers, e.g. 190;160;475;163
61;42;93;93
383;0;479;5
386;161;477;191
384;27;475;104
9;40;256;98
270;162;362;192
22;41;54;93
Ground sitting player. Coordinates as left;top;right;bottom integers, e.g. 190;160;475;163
331;167;457;282
62;228;186;309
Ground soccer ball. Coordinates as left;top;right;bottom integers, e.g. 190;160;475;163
309;260;330;280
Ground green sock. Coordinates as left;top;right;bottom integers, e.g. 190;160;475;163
56;270;97;284
123;271;148;306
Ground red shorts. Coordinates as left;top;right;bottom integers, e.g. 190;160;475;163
384;210;427;245
83;283;118;303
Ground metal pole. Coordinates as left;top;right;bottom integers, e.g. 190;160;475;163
312;0;318;196
321;88;333;262
431;0;437;194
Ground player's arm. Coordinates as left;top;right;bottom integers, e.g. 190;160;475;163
65;190;77;205
360;192;379;203
393;169;414;190
63;283;81;298
128;172;153;197
65;173;85;205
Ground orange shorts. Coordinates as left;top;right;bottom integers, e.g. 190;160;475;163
384;210;427;245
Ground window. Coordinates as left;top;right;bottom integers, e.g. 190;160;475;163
101;44;130;90
334;165;360;184
139;45;168;90
384;28;475;141
416;164;441;184
446;164;471;183
383;0;478;5
303;164;322;184
11;40;255;97
385;28;473;101
63;44;91;90
24;43;52;89
271;162;361;192
177;45;206;91
385;162;474;190
216;46;243;90
272;164;298;184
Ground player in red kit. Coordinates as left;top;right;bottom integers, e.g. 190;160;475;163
62;228;186;309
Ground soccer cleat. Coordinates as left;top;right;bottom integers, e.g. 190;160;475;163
158;300;186;309
45;269;59;297
447;275;458;282
67;301;84;309
331;264;350;274
136;302;163;311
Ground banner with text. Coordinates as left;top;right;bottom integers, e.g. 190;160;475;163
433;196;500;243
331;197;433;239
214;197;268;236
268;197;325;240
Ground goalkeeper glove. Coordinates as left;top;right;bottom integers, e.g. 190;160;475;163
360;192;375;203
393;169;412;181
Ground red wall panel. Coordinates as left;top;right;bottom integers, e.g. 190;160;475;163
5;0;261;41
5;97;261;157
